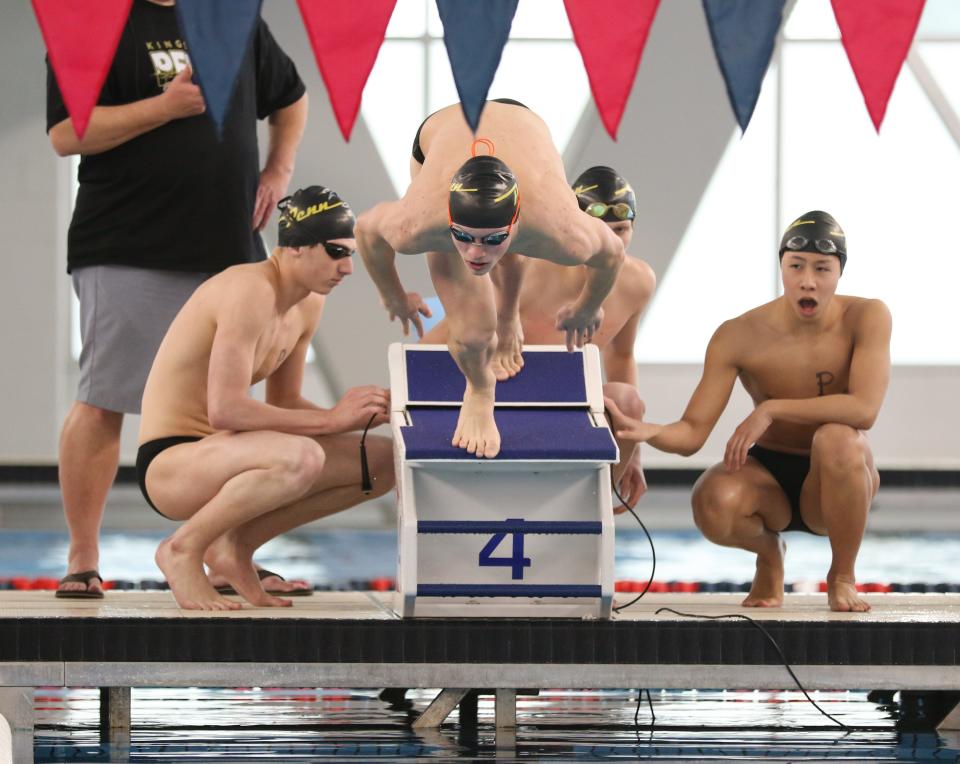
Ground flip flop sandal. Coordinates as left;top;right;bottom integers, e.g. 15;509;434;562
214;568;313;597
55;569;105;599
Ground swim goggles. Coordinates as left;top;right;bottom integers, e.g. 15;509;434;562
323;242;355;259
448;226;512;246
584;201;635;221
782;235;843;256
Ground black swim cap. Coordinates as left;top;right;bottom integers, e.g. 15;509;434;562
779;210;846;271
448;155;520;229
277;186;355;248
573;166;636;224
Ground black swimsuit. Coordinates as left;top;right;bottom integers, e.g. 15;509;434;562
411;98;529;164
136;436;202;519
747;444;822;535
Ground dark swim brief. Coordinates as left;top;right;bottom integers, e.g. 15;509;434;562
411;98;530;164
747;444;823;536
136;436;202;519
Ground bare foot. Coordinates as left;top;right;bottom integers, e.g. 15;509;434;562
742;535;786;608
827;575;871;612
452;386;500;458
206;564;309;595
204;535;292;608
156;537;242;611
490;326;524;381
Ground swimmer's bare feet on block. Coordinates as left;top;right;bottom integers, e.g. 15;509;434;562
156;536;241;611
827;574;871;612
453;386;500;458
742;535;786;608
204;534;292;608
490;322;524;381
206;560;309;596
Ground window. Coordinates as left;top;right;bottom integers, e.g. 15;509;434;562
636;0;960;364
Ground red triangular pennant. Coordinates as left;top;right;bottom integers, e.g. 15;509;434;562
832;0;926;132
32;0;132;139
564;0;660;140
297;0;396;141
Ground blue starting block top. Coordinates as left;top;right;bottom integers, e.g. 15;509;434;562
401;407;616;461
405;348;587;404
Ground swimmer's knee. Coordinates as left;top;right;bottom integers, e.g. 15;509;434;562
603;382;645;419
692;470;745;538
812;424;867;473
275;437;326;492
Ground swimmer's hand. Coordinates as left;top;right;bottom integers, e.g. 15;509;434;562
604;397;662;444
614;450;648;514
555;304;603;351
329;385;390;432
385;292;432;338
725;405;773;472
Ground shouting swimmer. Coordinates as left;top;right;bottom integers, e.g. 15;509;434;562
607;211;890;612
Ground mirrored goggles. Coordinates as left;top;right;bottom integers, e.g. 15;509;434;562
585;201;635;221
448;226;512;247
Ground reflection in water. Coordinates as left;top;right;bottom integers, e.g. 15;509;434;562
33;687;960;761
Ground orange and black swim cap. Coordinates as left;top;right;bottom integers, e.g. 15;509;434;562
448;140;520;229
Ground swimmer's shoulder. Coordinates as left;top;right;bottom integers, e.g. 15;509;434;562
200;263;278;319
841;295;892;337
617;257;656;306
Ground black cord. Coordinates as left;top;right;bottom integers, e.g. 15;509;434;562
634;688;655;727
359;412;378;494
654;607;849;730
602;407;849;732
604;407;656;614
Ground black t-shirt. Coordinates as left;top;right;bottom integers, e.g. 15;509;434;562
46;0;306;273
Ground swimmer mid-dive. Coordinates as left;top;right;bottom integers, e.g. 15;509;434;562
423;165;656;510
606;211;891;612
357;100;626;459
137;186;395;611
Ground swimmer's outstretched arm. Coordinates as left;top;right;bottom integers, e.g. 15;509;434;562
606;322;740;455
356;203;432;338
545;220;625;350
724;300;891;469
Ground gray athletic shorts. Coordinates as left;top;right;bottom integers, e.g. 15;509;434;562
72;265;212;414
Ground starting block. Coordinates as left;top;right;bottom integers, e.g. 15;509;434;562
389;343;619;618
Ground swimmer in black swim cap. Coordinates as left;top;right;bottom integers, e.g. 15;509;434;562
779;210;846;272
778;210;846;321
276;186;356;294
447;139;520;277
572;166;636;249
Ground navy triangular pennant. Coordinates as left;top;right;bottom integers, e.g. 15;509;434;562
176;0;262;136
436;0;518;131
702;0;785;132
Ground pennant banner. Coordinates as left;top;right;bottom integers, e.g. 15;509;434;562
564;0;660;140
298;0;396;141
702;0;785;133
176;0;262;135
436;0;518;132
32;0;132;139
832;0;926;132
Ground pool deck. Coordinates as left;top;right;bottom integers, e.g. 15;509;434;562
2;590;960;761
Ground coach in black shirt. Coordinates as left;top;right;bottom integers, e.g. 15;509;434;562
47;0;308;598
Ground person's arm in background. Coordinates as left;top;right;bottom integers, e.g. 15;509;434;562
48;67;204;156
251;93;307;231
